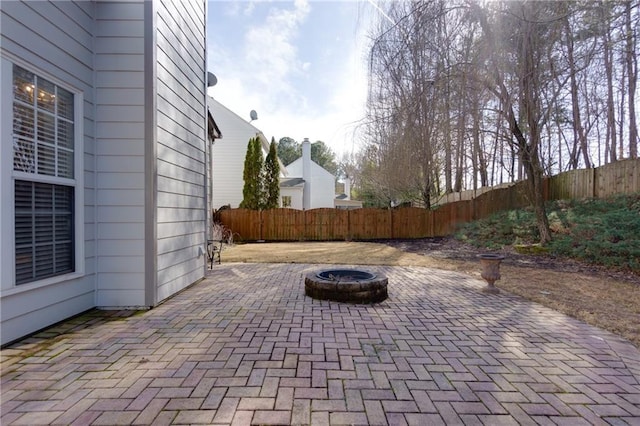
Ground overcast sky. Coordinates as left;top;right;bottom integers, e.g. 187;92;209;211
207;0;375;157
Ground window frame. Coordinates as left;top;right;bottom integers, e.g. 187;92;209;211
1;56;85;294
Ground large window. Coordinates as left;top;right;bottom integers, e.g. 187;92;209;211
12;64;76;285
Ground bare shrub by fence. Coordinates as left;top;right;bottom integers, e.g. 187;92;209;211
219;159;640;241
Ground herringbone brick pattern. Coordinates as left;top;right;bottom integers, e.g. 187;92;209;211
1;264;639;425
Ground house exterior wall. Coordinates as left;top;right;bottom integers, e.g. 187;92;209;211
155;0;208;302
94;1;147;307
286;160;336;209
280;186;304;210
209;98;262;209
0;0;208;345
0;1;95;345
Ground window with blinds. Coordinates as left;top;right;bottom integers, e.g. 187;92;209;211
12;64;76;285
15;181;74;284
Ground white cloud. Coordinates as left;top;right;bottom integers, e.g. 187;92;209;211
222;2;240;17
208;0;372;157
243;2;256;16
242;0;310;107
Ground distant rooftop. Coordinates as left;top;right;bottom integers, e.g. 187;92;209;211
281;177;305;187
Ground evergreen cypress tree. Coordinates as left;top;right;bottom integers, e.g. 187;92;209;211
254;137;265;208
263;137;281;209
240;137;264;209
239;138;254;209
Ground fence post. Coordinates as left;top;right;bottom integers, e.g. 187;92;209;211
543;177;549;202
471;197;476;221
430;209;435;237
390;208;394;239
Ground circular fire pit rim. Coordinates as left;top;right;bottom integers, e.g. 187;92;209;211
305;268;388;304
315;268;377;282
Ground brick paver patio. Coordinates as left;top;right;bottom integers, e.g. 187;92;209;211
1;263;639;425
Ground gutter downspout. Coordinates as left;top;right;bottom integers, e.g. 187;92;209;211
144;0;158;307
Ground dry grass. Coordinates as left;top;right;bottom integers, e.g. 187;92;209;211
221;241;640;348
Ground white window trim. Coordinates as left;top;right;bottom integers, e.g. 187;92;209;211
0;56;85;295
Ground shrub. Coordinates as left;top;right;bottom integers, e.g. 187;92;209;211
456;193;640;272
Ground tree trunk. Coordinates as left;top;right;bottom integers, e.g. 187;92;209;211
508;106;552;243
626;0;638;158
473;1;552;244
565;16;592;169
444;93;453;193
604;5;618;162
422;174;432;210
454;104;465;192
472;100;488;187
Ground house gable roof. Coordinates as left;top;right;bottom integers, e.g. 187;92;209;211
208;97;287;176
286;157;335;180
281;177;305;187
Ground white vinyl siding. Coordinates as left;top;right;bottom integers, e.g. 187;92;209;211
1;0;209;345
0;1;92;345
94;1;146;307
280;187;304;210
286;159;337;209
155;0;208;301
209;99;267;209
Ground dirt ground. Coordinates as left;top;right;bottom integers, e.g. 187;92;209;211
221;237;640;348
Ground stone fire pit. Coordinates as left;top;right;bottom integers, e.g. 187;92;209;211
304;268;388;304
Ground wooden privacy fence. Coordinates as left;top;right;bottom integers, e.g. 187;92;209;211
221;207;437;241
218;158;640;241
547;158;640;200
219;201;508;242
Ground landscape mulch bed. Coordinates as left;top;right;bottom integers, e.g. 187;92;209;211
379;237;640;286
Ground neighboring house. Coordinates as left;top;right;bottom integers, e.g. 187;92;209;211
285;138;336;209
334;177;363;209
280;178;305;209
1;1;210;345
335;194;363;209
208;98;345;211
208;97;288;209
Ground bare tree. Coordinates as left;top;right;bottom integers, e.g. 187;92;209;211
625;0;638;158
563;5;593;169
361;0;638;233
601;2;619;163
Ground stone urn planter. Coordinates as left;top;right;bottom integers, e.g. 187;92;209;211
478;254;505;294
